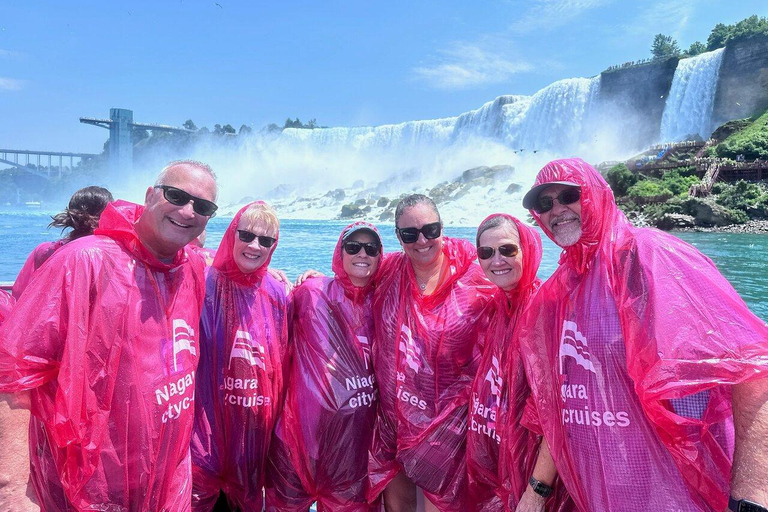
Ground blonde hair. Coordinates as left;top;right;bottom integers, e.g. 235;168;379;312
239;202;280;235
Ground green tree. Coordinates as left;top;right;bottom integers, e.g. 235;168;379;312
651;34;681;59
183;119;197;131
239;124;253;135
605;163;638;196
707;23;730;50
683;41;706;57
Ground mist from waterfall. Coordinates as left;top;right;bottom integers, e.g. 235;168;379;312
660;48;725;142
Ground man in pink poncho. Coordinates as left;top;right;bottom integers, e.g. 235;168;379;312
191;201;291;511
518;158;768;512
268;221;383;511
0;160;218;511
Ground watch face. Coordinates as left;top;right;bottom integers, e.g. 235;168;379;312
741;500;768;512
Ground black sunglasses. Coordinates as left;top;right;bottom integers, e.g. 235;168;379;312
343;241;381;257
396;221;442;244
477;244;519;260
237;230;277;248
154;185;218;217
534;187;581;214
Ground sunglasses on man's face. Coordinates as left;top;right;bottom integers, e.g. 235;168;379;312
396;221;442;244
154;185;219;217
534;187;581;214
343;241;381;257
477;243;519;260
237;230;277;248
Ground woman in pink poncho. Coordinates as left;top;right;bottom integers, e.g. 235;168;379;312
267;222;383;512
12;185;113;298
191;201;290;512
369;194;495;512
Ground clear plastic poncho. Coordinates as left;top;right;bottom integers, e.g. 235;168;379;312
369;236;495;512
0;200;206;512
267;222;382;512
466;214;544;511
518;158;768;511
191;202;290;512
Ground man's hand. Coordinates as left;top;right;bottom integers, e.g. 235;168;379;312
515;487;546;512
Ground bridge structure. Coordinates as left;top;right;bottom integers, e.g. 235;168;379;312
0;149;98;179
80;108;195;178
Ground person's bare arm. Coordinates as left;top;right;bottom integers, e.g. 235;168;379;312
516;438;558;512
730;377;768;509
0;392;38;511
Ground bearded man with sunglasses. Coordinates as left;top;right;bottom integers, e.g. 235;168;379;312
515;158;768;512
0;160;218;512
369;194;494;512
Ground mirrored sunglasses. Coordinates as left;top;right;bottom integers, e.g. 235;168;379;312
477;243;519;260
534;187;581;214
343;241;381;257
237;230;276;248
154;185;218;217
396;221;442;244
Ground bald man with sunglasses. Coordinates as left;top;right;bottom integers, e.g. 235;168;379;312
0;160;218;512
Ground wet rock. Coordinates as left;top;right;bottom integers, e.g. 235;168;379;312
340;203;363;218
377;197;390;207
325;189;345;201
379;209;394;221
506;183;522;194
656;213;695;230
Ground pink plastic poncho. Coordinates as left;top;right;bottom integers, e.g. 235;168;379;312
0;200;206;512
369;236;495;512
518;158;768;512
267;222;383;512
190;202;290;512
12;239;66;298
0;289;13;325
466;214;543;512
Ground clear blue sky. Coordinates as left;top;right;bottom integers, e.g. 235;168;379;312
1;1;765;153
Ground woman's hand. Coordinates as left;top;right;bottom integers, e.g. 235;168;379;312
294;269;324;287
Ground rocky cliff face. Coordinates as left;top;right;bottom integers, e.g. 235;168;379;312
597;57;679;150
713;34;768;126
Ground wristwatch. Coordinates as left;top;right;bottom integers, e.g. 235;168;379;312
528;476;553;498
729;496;768;512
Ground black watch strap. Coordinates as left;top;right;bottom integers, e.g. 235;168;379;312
529;476;553;498
729;496;768;512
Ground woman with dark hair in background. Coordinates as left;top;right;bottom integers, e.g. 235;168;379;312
368;194;494;512
12;185;113;298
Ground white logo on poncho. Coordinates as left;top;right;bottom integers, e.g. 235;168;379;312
559;320;595;375
173;319;197;372
229;330;266;370
398;325;421;374
485;355;503;407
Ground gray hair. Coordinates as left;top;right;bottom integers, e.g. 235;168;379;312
155;160;219;200
394;194;441;226
476;214;515;246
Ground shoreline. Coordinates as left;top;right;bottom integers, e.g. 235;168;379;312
670;219;768;234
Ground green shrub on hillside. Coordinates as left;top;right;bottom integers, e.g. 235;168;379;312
661;169;700;196
715;181;768;214
714;109;768;160
627;179;673;199
606;163;639;196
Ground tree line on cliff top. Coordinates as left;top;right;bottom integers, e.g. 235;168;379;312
652;15;768;60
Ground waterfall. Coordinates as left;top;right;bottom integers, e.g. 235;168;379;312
506;77;601;154
660;48;725;142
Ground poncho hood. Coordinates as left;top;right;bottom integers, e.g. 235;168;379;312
212;201;278;286
331;221;383;303
528;158;623;273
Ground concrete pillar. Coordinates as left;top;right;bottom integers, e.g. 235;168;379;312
108;108;134;180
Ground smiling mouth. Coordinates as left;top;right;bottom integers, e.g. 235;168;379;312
491;269;511;275
168;217;192;228
552;217;579;229
242;253;261;260
415;246;432;253
353;262;370;267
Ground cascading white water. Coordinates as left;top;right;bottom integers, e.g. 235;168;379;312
660;48;725;142
506;77;601;154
